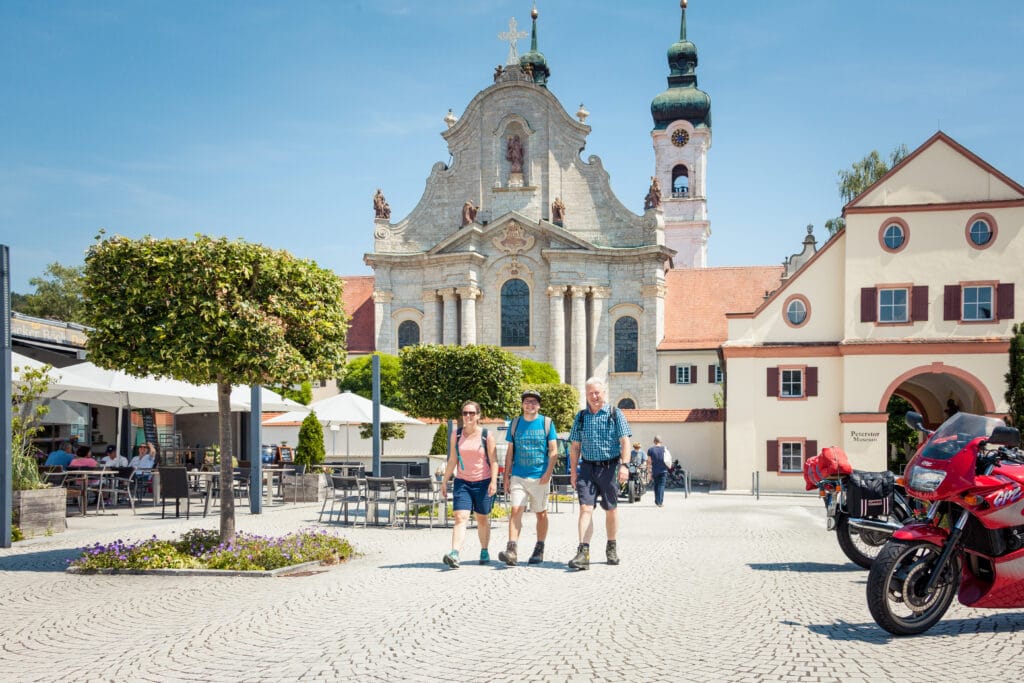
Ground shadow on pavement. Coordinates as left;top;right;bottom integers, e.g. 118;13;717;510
805;613;1024;641
0;547;83;572
748;561;862;573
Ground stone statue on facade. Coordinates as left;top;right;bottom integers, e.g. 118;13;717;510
494;64;504;82
522;62;534;79
373;189;391;219
551;197;566;225
461;200;479;226
644;176;662;210
506;134;524;173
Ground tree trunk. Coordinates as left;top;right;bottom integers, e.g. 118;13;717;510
218;378;235;543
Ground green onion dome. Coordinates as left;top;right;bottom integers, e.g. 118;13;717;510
651;0;711;130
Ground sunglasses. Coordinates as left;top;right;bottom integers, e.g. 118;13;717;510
462;411;478;416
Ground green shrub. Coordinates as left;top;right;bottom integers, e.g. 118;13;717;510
295;410;325;467
429;423;449;456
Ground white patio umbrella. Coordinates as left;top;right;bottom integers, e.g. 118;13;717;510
264;391;422;456
228;386;308;413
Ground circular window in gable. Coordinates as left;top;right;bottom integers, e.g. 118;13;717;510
965;212;997;249
877;217;909;253
783;294;810;328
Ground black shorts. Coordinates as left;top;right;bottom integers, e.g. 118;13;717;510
577;460;619;511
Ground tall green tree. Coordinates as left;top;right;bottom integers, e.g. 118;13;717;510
1006;323;1024;428
82;234;348;542
337;352;406;411
399;344;523;420
271;380;313;405
14;262;86;322
825;145;910;236
295;411;326;468
885;395;919;471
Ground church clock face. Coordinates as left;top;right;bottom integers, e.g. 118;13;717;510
671;129;690;147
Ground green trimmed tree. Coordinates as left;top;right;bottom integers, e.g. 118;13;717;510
83;234;348;542
399;344;523;420
337;352;407;411
296;411;326;468
429;424;449;455
1006;323;1024;427
885;395;919;471
520;358;559;384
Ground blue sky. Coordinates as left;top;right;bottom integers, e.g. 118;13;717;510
3;1;1022;293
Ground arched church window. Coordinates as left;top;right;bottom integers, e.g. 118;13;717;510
397;320;420;349
617;398;636;409
672;165;689;198
614;316;639;373
501;279;530;347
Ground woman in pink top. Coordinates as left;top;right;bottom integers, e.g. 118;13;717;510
440;400;498;568
68;445;99;468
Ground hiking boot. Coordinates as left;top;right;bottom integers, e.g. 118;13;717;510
442;550;460;569
567;544;590;570
498;543;518;566
606;541;620;566
528;543;544;565
479;549;491;565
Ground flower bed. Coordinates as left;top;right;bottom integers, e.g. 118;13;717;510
67;528;354;573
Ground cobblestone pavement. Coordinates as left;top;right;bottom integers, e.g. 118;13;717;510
2;491;1024;682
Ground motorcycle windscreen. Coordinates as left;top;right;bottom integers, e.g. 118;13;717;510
920;413;1006;461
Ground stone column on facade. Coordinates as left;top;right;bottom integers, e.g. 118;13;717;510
641;282;667;408
457;286;480;346
421;291;440;345
547;285;566;381
372;290;394;354
570;286;588;405
440;288;459;345
589;286;611;383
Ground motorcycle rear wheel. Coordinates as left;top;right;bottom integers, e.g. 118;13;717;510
866;539;959;636
835;514;891;569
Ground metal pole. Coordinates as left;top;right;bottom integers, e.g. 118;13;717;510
1;245;11;547
371;354;381;477
249;386;262;514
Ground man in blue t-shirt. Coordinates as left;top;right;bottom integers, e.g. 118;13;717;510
498;390;557;566
44;441;74;468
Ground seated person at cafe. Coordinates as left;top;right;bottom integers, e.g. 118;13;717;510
99;445;128;468
68;445;99;469
44;441;74;468
129;443;156;470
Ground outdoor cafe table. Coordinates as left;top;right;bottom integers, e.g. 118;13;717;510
186;467;286;515
47;469;120;516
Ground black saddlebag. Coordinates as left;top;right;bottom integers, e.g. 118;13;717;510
845;471;894;518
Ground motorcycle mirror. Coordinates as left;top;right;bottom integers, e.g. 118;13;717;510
988;425;1021;448
904;411;925;432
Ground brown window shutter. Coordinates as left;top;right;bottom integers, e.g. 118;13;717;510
669;365;676;384
805;440;818;461
944;285;961;321
708;365;716;383
860;287;877;322
690;365;698;383
911;285;929;322
997;283;1015;320
766;440;779;472
766;367;779;397
805;367;818;397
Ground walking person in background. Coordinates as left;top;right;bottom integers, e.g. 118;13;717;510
440;401;498;568
648;436;671;508
499;389;557;566
567;377;632;570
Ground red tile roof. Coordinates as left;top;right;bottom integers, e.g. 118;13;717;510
342;276;375;354
660;266;784;350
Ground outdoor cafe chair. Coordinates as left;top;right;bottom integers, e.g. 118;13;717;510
364;476;399;527
160;466;192;519
402;477;439;528
320;475;366;525
109;467;137;514
550;474;576;513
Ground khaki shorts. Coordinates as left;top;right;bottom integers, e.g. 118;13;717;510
509;475;550;512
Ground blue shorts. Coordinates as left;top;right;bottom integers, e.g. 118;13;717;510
453;478;494;515
577;460;620;511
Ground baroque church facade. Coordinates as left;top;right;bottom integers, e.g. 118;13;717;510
365;4;713;411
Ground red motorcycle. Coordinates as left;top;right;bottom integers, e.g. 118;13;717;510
866;410;1024;635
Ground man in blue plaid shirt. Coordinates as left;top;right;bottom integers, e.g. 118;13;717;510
567;377;632;570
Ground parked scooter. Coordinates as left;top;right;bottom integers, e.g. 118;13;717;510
866;411;1024;635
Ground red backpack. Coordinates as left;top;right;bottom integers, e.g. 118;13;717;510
802;446;852;490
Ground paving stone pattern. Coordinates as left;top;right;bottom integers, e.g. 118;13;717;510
2;493;1023;682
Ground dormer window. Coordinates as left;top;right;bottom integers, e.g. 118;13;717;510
672;165;689;198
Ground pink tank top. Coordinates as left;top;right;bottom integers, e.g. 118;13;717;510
456;429;491;482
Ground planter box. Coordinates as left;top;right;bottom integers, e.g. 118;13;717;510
281;473;324;503
13;487;67;538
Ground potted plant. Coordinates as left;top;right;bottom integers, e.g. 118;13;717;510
11;364;66;539
286;411;326;502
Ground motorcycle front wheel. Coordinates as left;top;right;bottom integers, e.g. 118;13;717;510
835;514;892;569
866;539;959;636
